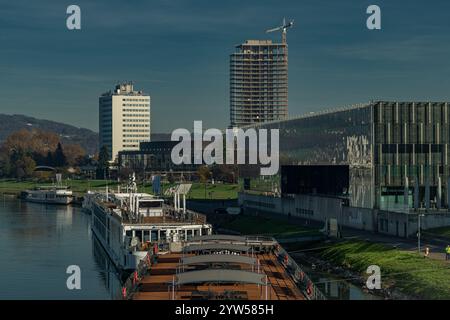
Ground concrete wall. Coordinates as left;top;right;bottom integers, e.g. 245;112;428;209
239;192;450;238
239;192;350;226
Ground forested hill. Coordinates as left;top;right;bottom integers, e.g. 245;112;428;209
0;114;98;155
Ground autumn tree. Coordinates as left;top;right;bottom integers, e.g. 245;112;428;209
197;165;211;183
62;143;86;166
0;129;85;178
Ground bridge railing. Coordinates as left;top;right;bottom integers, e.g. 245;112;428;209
121;250;155;300
275;243;327;300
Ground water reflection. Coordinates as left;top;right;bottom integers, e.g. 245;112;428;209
294;255;381;300
91;234;124;300
0;199;111;299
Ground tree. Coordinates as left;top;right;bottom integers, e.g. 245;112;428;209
211;164;239;183
45;151;54;167
63;143;86;166
96;146;110;179
13;153;36;179
53;143;67;167
0;147;12;177
167;171;175;184
197;165;211;183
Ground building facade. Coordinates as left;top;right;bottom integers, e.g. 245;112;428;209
118;141;199;175
230;40;288;128
99;82;151;162
244;101;450;211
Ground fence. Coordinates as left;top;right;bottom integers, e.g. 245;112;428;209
276;244;327;300
121;250;155;300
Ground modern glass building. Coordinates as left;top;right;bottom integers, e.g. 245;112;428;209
245;101;450;211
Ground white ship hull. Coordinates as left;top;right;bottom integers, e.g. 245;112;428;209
86;191;213;271
24;188;73;205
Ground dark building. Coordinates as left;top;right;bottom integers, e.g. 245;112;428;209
281;165;349;197
118;141;199;175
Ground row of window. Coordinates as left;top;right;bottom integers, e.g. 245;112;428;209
122;108;149;112
123;118;149;122
295;208;314;216
123;139;147;142
123;133;149;137
122;98;149;102
243;200;275;209
123;124;149;127
123;113;150;117
123;129;150;133
122;103;149;106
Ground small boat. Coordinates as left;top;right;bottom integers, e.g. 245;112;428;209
22;185;73;205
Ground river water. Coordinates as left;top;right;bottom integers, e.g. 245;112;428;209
0;197;382;300
293;254;382;300
0;198;122;299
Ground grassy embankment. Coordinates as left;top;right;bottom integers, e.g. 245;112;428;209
0;179;239;200
0;179;119;195
218;214;321;239
138;182;239;200
318;240;450;299
423;226;450;239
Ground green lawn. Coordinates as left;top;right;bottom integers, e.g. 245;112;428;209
0;179;239;200
0;178;118;195
220;215;321;238
187;183;239;200
319;240;450;299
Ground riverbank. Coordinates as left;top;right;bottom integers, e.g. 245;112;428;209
0;179;239;200
0;179;119;196
308;240;450;299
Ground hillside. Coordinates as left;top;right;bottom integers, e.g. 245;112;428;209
0;114;99;155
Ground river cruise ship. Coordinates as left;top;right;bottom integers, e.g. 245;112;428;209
82;184;212;271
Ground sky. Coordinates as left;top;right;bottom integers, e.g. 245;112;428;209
1;0;450;133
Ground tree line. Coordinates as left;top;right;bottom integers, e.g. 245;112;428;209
0;129;87;179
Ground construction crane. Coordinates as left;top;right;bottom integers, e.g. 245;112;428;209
266;18;294;44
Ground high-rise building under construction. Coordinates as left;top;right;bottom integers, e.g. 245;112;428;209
229;39;289;128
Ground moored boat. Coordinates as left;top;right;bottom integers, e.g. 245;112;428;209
83;175;213;271
22;185;73;205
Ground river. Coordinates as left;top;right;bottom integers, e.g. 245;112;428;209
0;198;122;299
0;197;383;300
292;253;382;300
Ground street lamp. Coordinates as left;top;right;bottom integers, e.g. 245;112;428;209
417;212;425;254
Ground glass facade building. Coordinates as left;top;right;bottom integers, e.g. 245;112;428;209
246;101;450;211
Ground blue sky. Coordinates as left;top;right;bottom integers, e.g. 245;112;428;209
1;0;450;133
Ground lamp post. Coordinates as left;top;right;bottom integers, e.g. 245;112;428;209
417;212;425;254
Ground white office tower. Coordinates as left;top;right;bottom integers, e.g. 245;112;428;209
99;82;151;162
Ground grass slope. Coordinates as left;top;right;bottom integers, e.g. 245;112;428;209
221;215;321;238
319;240;450;299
